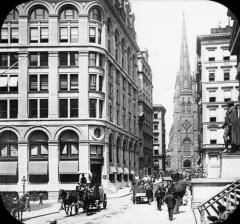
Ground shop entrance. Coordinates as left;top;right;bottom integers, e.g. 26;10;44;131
90;164;102;186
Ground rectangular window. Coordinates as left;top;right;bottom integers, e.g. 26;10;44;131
70;27;78;42
89;74;97;90
59;99;68;118
10;100;18;118
99;99;103;118
40;27;48;43
59;74;68;90
89;99;97;118
40;52;48;66
60;27;68;42
0;28;8;43
209;73;215;81
30;28;38;43
224;90;231;102
10;28;18;43
10;53;18;67
98;29;101;44
99;76;103;91
0;100;7;118
154;114;158;119
29;53;38;66
89;53;96;66
40;75;48;91
29;75;38;91
59;52;68;66
224;72;230;81
117;110;119;125
70;52;78;66
70;99;78;117
40;99;48;118
29;99;38;118
116;89;120;104
109;105;113;121
70;74;78;90
208;57;215;61
89;27;96;43
223;56;230;61
0;53;8;67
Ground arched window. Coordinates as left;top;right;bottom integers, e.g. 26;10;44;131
0;131;18;158
1;9;19;43
59;7;78;43
29;131;48;158
29;7;49;43
59;130;79;157
117;137;120;163
89;7;101;21
183;159;191;168
30;7;49;20
182;139;191;156
6;9;19;20
115;30;119;61
109;134;113;163
181;99;185;113
187;98;191;113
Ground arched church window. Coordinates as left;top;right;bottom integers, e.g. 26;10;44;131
183;139;190;156
183;159;191;168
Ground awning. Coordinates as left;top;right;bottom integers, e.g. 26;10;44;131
59;160;78;174
8;76;18;87
117;167;123;174
0;162;17;175
130;170;135;175
0;77;8;87
109;166;116;174
123;167;129;174
29;161;48;175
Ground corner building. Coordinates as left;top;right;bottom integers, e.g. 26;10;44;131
0;0;140;198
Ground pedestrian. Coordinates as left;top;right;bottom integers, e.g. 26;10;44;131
80;173;87;187
39;193;43;205
154;186;164;211
146;187;152;205
165;190;176;221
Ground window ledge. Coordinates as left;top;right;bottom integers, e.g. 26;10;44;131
29;66;49;69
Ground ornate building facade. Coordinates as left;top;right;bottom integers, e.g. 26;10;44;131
137;50;153;177
0;0;140;198
169;13;198;172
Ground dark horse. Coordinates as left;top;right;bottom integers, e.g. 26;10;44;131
171;181;187;205
58;190;78;216
10;195;28;222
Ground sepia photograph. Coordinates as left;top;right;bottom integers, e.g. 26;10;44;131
0;0;239;223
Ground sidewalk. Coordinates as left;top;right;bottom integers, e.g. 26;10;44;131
21;187;131;221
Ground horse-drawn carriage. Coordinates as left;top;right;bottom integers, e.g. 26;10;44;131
59;184;107;216
132;181;153;204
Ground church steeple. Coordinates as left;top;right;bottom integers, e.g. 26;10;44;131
179;12;192;90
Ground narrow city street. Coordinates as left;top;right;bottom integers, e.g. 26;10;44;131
23;195;195;224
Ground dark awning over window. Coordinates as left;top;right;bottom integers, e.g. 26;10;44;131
59;160;78;174
0;162;17;175
29;161;48;175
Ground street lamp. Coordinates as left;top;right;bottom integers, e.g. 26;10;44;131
21;176;26;195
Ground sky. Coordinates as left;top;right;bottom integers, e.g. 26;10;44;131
130;0;231;145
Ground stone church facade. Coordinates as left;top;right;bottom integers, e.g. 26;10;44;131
169;13;198;172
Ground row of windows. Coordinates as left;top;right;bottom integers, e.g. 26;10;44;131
0;98;104;119
208;56;231;62
208;72;231;81
0;52;105;68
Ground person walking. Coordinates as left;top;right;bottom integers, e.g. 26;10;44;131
165;190;176;221
154;186;164;210
39;193;43;205
146;187;153;205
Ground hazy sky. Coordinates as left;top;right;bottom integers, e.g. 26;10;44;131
130;0;230;145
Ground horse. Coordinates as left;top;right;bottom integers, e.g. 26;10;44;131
10;196;26;222
58;190;78;216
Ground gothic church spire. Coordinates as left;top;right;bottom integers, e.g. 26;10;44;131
179;12;192;90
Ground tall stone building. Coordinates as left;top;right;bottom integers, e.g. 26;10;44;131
169;13;198;172
0;0;140;198
137;50;153;177
153;104;166;176
196;25;238;178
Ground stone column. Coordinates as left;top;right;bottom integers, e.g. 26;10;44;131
79;143;90;182
49;15;58;44
48;52;58;119
102;143;108;188
48;142;59;198
18;52;28;119
17;143;28;195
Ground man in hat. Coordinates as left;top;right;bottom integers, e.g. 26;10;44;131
219;100;240;153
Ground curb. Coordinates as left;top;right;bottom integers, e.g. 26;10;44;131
108;192;132;199
22;211;60;222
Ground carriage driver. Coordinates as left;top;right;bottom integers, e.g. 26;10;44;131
80;174;87;187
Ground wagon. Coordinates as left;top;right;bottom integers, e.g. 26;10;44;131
133;192;148;204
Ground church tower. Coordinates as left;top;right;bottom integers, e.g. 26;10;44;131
170;13;198;172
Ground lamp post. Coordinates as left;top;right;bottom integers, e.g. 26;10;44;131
21;176;26;195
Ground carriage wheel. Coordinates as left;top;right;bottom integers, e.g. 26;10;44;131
103;194;107;209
